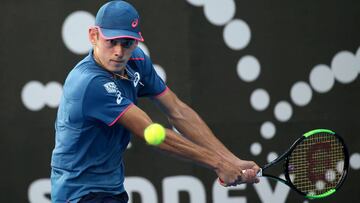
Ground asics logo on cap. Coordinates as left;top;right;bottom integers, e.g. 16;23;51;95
131;18;139;28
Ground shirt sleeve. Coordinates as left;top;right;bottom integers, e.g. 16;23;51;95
83;76;133;126
137;53;167;97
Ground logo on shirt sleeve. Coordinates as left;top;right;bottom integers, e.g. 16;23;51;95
103;82;123;104
103;82;117;93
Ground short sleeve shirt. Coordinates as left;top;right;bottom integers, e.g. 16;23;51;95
51;47;167;203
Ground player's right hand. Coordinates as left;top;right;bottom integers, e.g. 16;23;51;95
234;159;260;184
216;159;260;186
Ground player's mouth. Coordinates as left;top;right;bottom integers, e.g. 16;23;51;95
110;59;125;64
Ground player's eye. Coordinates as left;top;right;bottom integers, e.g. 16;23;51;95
107;39;136;48
118;38;136;48
109;39;118;46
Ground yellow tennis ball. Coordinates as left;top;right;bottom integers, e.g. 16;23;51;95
144;123;166;145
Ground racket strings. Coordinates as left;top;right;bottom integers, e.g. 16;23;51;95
287;132;346;196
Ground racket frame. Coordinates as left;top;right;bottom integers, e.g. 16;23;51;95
260;129;349;199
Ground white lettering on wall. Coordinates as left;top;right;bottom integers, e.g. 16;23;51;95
253;177;290;203
28;176;291;203
163;175;206;203
124;176;158;203
28;178;51;203
212;178;247;203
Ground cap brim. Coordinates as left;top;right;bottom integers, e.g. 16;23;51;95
99;27;144;41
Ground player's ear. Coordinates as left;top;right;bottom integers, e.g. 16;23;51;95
88;27;98;45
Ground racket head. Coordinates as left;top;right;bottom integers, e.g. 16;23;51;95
284;129;349;199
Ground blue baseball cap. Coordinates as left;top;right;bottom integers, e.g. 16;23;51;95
95;0;144;41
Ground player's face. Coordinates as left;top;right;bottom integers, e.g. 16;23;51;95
90;28;138;72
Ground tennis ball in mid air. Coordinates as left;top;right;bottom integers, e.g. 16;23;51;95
144;123;166;145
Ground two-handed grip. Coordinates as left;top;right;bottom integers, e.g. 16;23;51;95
218;168;263;186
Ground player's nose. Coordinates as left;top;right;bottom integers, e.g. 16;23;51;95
114;44;124;57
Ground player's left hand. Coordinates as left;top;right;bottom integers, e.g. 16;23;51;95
233;159;260;184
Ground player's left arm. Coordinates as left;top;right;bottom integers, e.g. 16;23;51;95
153;88;258;173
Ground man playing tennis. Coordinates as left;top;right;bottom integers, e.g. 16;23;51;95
51;1;260;202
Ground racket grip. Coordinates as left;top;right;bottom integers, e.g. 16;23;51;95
218;168;263;186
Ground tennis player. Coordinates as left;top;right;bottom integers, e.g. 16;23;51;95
51;1;260;202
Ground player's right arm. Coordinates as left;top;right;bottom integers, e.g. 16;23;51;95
117;104;246;186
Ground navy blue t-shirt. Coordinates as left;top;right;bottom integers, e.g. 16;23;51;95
51;47;167;202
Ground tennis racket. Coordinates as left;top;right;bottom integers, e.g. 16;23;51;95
219;129;349;199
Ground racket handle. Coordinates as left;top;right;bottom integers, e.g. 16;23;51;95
218;168;263;186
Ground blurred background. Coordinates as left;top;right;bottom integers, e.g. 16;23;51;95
0;0;359;202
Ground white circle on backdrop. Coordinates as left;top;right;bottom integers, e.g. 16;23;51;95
138;42;150;56
223;19;251;50
355;47;360;73
309;64;334;93
186;0;206;6
350;153;360;170
154;64;167;82
44;82;63;107
315;180;325;190
290;81;312;106
307;191;316;197
267;152;278;163
289;174;296;183
331;51;358;84
250;142;262;156
260;121;276;139
325;169;336;182
21;81;45;111
274;101;293;122
203;0;236;26
250;88;270;111
62;11;95;55
336;160;344;173
237;55;261;82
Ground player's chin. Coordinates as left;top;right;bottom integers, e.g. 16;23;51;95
108;64;125;71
